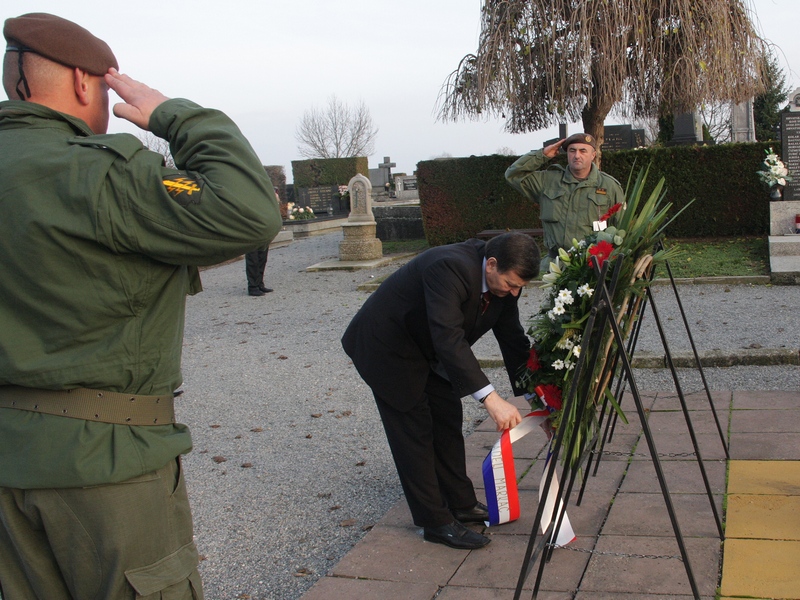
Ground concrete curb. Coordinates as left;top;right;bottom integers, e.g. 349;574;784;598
479;347;799;369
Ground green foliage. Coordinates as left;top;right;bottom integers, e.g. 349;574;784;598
416;155;550;246
601;143;772;237
291;157;369;188
754;51;789;142
417;144;775;246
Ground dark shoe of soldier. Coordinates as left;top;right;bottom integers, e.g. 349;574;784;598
258;285;273;293
248;287;265;296
423;520;490;549
451;501;490;524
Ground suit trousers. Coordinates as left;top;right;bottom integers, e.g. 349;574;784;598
245;246;269;291
0;458;203;600
374;372;478;528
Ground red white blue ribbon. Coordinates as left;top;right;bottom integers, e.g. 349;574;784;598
482;410;576;546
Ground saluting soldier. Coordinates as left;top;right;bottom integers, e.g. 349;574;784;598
0;13;281;599
505;133;625;273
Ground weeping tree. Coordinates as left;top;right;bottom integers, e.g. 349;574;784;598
438;0;770;160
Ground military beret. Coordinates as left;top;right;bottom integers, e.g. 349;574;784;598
563;133;597;150
4;12;118;75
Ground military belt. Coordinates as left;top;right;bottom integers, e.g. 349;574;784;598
0;385;175;426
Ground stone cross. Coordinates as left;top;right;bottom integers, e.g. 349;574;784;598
378;156;396;184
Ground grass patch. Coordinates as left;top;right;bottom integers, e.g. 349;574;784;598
662;236;769;278
370;236;768;283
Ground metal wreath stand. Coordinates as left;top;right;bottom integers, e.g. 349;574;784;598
514;242;728;600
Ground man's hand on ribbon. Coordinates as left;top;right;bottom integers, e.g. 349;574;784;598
483;392;523;431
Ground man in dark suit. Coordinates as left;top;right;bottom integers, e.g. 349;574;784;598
342;232;539;549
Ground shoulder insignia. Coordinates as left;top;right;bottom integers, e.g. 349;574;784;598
163;174;202;206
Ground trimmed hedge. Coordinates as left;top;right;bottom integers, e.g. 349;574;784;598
417;143;774;246
291;157;369;188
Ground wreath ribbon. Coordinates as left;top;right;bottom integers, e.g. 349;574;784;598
482;411;577;546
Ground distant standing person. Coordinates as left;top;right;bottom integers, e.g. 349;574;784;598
0;12;281;599
246;245;272;295
342;232;538;550
505;133;625;271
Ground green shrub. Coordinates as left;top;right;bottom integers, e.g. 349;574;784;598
291;157;369;188
417;143;774;245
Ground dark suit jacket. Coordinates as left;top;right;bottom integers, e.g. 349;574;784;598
341;239;530;411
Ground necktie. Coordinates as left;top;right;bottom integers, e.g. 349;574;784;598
481;291;491;315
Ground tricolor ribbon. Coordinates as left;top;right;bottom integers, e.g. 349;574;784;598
482;410;576;547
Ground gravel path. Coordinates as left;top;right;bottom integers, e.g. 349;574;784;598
177;231;798;599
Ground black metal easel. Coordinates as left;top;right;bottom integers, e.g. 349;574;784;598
513;249;725;600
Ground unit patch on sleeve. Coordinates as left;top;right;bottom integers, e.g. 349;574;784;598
162;174;203;206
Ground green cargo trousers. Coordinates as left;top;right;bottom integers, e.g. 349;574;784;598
0;458;203;599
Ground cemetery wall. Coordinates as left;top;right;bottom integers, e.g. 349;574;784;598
417;143;774;246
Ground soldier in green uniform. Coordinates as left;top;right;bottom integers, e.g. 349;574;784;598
505;133;625;273
0;13;281;599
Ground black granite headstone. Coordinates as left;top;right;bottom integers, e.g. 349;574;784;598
602;125;633;151
781;112;800;201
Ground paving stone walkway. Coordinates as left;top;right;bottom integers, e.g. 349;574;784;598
303;389;800;600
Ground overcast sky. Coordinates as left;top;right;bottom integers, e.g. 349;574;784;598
4;1;798;181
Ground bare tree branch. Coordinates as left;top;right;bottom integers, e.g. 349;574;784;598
295;95;378;159
138;132;175;168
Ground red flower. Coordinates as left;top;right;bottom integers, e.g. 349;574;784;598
599;203;623;222
535;384;563;411
589;240;615;268
526;348;541;372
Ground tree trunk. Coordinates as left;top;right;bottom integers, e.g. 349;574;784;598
581;101;612;170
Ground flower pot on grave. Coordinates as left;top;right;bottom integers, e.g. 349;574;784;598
770;185;784;200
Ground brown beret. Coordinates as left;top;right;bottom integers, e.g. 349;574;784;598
563;133;597;150
4;12;117;75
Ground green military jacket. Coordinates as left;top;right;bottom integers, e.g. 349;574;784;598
505;150;625;261
0;98;282;488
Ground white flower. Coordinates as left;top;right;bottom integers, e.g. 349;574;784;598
548;261;562;275
552;303;566;316
558;248;571;263
289;215;295;220
547;310;557;321
552;359;565;370
577;283;594;298
573;345;581;358
557;289;574;305
298;208;305;213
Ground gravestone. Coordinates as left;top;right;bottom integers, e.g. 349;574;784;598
731;100;756;142
781;107;800;201
294;185;339;214
669;112;703;145
394;175;419;201
790;87;800;112
602;125;633;151
339;174;382;261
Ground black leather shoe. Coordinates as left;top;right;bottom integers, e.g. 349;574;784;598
248;288;265;296
452;502;490;524
258;285;273;293
423;520;490;549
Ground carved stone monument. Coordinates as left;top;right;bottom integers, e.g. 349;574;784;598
339;174;382;261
